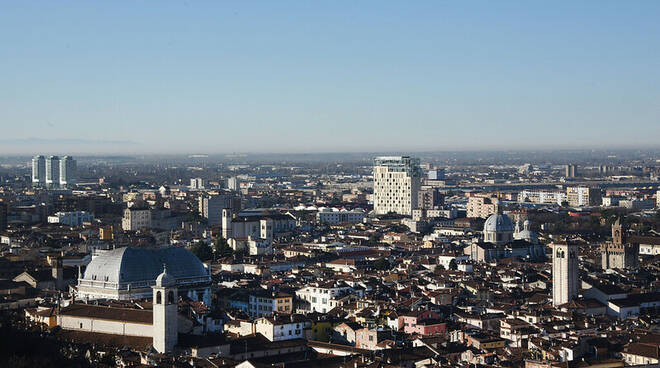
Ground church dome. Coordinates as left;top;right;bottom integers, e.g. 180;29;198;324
83;246;208;285
514;219;538;243
483;213;514;233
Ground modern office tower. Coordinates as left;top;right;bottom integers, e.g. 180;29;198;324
190;178;205;190
566;186;601;207
565;164;578;178
59;156;77;187
373;156;422;216
227;176;241;191
45;156;60;187
552;242;579;307
32;155;46;185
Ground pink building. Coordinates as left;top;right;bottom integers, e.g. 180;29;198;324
398;310;446;335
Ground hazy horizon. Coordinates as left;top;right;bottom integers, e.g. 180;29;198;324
2;1;660;154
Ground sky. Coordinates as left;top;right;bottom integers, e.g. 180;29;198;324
1;1;659;154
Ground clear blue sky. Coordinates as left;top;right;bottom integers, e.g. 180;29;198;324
1;1;659;154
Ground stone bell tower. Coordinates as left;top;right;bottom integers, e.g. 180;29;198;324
152;265;178;353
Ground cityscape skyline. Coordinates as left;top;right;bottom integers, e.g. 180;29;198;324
2;1;660;154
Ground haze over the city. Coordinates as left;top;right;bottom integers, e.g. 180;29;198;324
2;1;660;154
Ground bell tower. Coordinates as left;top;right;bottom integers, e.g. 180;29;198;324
612;218;623;246
152;264;178;353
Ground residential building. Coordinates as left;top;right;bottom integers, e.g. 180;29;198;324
249;290;293;317
467;195;498;219
254;314;311;342
373;156;422;216
31;155;46;185
566;186;601;207
122;207;152;231
47;211;94;227
565;164;578;178
317;208;366;224
45;155;60;187
59;156;76;187
417;186;444;209
190;178;205;190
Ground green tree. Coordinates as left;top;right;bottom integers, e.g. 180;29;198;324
214;237;233;258
373;257;390;271
190;241;213;261
448;259;458;271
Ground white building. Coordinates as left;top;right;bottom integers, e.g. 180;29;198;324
227;176;241;191
317;208;366;224
190;178;205;190
552;243;579;306
295;281;362;314
32;155;46;185
122;207;152;231
254;314;310;342
59;156;77;187
517;190;566;205
47;211;93;226
45;155;60;187
373;156;422;216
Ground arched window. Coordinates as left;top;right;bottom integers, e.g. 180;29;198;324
168;291;174;304
156;291;162;304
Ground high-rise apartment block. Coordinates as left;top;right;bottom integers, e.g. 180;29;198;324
45;156;60;186
566;186;601;207
417;187;444;210
32;154;77;188
467;195;498;219
32;155;46;185
565;164;578;178
552;242;579;306
373;156;421;216
227;176;241;191
190;178;205;190
59;156;77;186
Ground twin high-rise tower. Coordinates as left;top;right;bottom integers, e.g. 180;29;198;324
32;155;77;188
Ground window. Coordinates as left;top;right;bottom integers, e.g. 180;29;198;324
156;291;162;304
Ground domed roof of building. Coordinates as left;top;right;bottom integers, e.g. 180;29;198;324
82;246;208;285
483;213;514;233
514;220;538;243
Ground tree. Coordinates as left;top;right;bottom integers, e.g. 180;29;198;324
373;257;390;271
214;237;233;258
448;259;458;271
190;242;213;261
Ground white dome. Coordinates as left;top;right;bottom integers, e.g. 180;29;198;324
483;213;514;233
